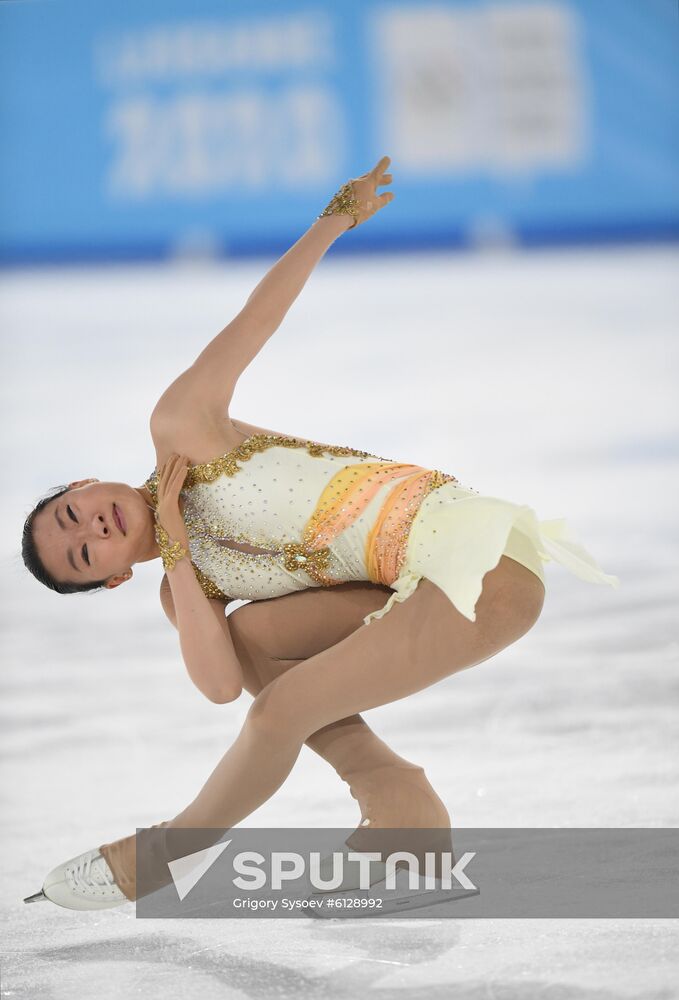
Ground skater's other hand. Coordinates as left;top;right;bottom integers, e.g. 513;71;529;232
155;454;190;550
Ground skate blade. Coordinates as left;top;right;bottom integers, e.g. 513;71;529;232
307;877;479;919
23;889;49;904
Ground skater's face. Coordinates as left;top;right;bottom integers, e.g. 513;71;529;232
31;479;156;588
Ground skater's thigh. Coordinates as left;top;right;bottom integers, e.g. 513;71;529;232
229;582;394;662
251;558;544;739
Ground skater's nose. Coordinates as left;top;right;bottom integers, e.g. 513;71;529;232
92;512;112;538
69;506;113;547
73;511;111;540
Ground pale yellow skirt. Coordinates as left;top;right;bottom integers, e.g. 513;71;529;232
362;482;620;626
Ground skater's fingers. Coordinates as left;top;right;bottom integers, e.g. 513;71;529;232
159;454;189;480
372;155;391;179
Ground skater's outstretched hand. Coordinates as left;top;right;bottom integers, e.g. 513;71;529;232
321;155;395;229
349;155;394;228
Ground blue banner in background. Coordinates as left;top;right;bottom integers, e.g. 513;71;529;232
1;0;678;264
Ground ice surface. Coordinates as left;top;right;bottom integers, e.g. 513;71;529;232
1;246;678;997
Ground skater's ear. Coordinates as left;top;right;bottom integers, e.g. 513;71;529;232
103;570;133;589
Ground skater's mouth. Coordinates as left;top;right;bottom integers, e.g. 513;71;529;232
113;504;126;536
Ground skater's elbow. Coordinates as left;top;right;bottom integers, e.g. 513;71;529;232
186;654;244;704
177;614;245;704
208;681;243;705
198;658;243;703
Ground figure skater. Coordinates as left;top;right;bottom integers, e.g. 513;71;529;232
21;157;618;909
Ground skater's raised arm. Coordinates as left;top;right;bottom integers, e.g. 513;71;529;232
150;158;394;427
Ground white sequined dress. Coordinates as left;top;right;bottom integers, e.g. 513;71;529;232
144;432;618;625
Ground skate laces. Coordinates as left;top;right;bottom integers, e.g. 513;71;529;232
70;850;117;890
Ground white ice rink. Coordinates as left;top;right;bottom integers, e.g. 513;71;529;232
1;245;678;997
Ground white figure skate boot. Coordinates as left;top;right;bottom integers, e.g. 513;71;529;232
23;847;129;910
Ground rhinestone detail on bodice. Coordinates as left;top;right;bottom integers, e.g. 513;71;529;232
144;432;458;603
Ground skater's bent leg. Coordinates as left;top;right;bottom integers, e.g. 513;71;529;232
103;565;541;898
230;586;451;828
169;559;543;831
100;584;449;898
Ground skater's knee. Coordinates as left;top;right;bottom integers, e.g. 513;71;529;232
246;677;310;741
476;557;545;650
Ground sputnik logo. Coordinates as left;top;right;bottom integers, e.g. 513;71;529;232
167;840;232;901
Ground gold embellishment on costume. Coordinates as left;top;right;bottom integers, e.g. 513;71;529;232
429;470;452;489
143;433;394;499
318;181;361;229
281;542;333;584
191;563;231;602
183;434;393;486
143;485;231;600
154;519;189;572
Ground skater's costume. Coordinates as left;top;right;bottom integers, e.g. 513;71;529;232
144;432;618;622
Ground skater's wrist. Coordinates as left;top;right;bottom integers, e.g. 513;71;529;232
154;517;190;572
